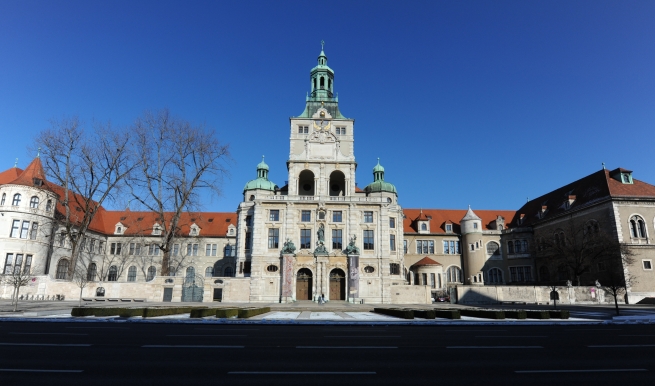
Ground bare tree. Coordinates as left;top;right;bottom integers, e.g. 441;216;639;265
598;243;636;316
128;109;230;275
1;255;34;312
533;220;620;286
37;117;136;277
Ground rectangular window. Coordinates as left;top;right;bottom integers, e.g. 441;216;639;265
390;263;400;275
192;244;198;256
23;255;32;274
245;232;252;250
429;241;434;254
333;211;342;222
301;210;311;222
129;243;136;255
58;233;65;247
206;244;217;256
404;240;407;254
20;221;30;239
510;266;532;282
298;125;308;134
454;241;460;254
245;215;252;226
186;244;192;256
99;241;105;253
644;260;653;270
443;240;450;254
332;229;342;250
89;239;95;253
390;234;396;251
110;243;121;255
269;210;279;221
3;253;12;274
10;220;20;238
430;273;436;288
422;273;427;286
446;224;452;232
14;254;23;274
363;230;374;250
364;211;373;223
301;229;311;249
268;228;279;249
173;244;179;256
449;241;455;255
149;244;160;256
390;218;396;228
30;222;38;240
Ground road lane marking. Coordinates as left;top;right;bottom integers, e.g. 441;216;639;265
0;369;84;373
516;369;648;373
476;336;547;338
195;328;258;331
0;343;91;347
229;371;376;375
66;327;128;330
448;346;543;349
324;336;401;338
297;346;397;349
9;332;89;336
142;345;244;348
589;344;655;348
566;329;621;331
167;334;247;337
446;329;507;332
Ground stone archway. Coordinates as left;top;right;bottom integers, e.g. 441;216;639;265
296;268;313;300
329;170;345;196
329;268;346;301
298;170;315;196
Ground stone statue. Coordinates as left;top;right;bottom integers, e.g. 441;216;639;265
317;223;325;243
566;280;572;287
281;238;296;255
595;280;601;288
345;235;360;255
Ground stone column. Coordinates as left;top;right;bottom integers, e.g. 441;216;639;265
348;254;359;302
281;254;295;303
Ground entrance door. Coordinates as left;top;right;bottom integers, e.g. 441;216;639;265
296;268;313;300
213;288;222;302
163;288;173;302
182;267;204;302
329;269;346;300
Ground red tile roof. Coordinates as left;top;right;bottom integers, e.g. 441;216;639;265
411;256;442;266
512;168;655;227
9;157;46;187
403;208;516;234
0;167;23;184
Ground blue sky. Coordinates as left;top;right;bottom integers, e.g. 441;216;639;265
1;1;654;213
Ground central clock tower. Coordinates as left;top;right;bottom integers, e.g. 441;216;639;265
287;44;356;197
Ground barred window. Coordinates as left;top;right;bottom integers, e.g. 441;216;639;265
390;263;400;275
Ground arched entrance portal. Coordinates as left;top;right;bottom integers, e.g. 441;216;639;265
296;268;313;300
182;267;204;302
329;268;346;301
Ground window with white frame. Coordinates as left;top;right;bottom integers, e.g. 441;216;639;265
446;266;462;283
148;244;160;256
390;234;396;251
269;210;280;221
206;243;218;256
268;228;279;248
12;193;21;206
10;220;20;238
298;125;309;134
110;242;122;255
629;216;647;238
445;223;453;232
363;230;374;250
643;260;653;270
390;263;400;275
443;240;460;254
127;266;137;282
403;240;408;254
364;211;373;223
3;253;14;274
416;240;434;254
29;196;39;209
187;243;199;256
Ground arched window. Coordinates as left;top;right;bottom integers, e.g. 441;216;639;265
29;196;39;208
630;216;647;238
205;266;214;277
539;266;550;282
12;193;21;206
313;77;316;90
328;78;332;90
108;266;118;281
1;193;5;205
46;199;52;212
146;266;156;281
320;76;325;88
127;266;137;282
186;266;195;278
56;259;69;279
487;268;503;284
87;263;97;281
446;266;462;283
224;267;234;277
421;223;427;231
486;241;500;256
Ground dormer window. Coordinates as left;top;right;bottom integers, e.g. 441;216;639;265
610;168;634;184
445;224;453;232
421;223;427;231
152;224;162;236
115;223;125;235
190;224;200;236
33;178;43;187
117;226;122;234
622;173;632;183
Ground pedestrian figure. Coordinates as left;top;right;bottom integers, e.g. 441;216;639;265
321;293;325;304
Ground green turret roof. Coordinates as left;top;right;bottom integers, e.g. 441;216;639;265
365;158;397;195
244;156;277;192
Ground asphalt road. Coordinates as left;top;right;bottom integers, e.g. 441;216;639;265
0;321;654;385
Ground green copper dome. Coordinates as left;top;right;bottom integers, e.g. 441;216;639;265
244;156;277;192
364;158;397;195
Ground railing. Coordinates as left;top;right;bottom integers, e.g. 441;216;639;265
263;195;388;203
